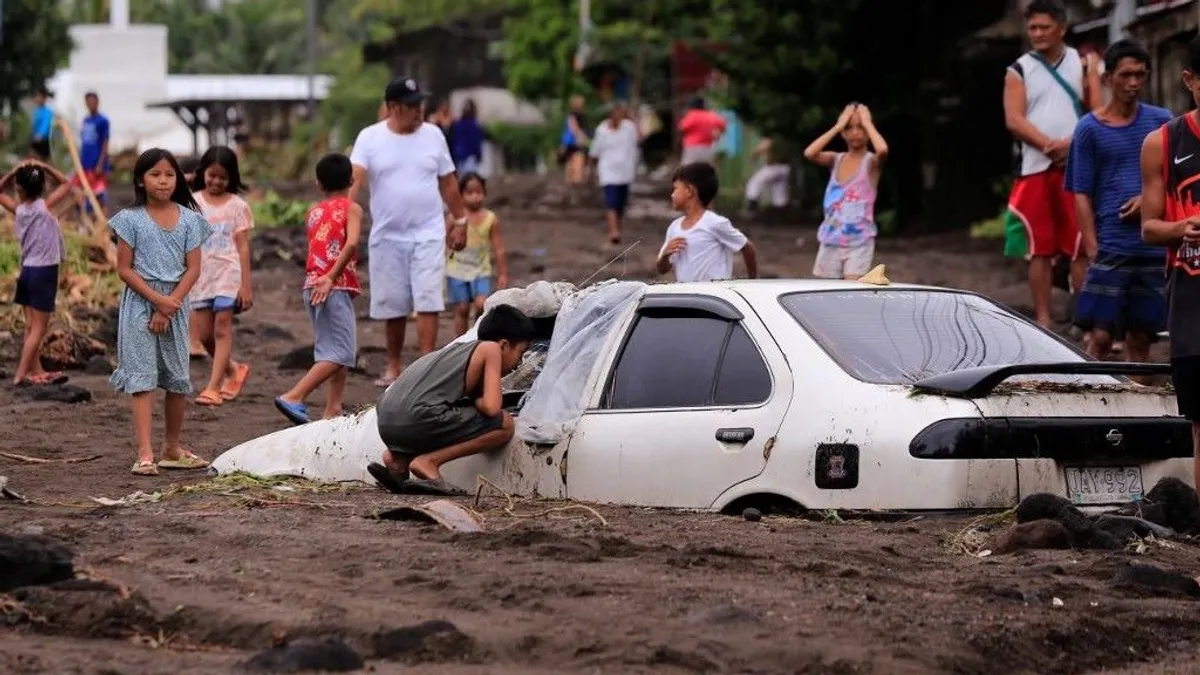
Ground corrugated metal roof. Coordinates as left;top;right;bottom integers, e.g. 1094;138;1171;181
150;74;334;105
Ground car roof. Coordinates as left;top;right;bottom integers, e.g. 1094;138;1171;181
643;278;956;297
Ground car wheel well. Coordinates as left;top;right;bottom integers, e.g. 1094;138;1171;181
719;493;805;516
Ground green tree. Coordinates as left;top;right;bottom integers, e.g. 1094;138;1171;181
702;0;862;139
0;0;73;110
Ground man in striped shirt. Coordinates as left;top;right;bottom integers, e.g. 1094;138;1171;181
1065;40;1171;365
1003;0;1101;328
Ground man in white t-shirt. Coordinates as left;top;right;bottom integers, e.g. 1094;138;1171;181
349;76;470;386
589;101;641;245
656;162;758;282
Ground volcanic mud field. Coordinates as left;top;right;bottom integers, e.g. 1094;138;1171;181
1;177;1195;674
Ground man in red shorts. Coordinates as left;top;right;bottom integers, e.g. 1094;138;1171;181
1002;0;1100;328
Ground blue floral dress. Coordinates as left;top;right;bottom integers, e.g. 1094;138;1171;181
109;205;212;394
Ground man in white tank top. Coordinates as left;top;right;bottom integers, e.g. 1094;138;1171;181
1002;0;1100;328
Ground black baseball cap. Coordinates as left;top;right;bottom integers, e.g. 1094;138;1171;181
384;76;429;105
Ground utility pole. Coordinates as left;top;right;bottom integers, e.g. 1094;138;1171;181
1108;0;1135;44
306;0;317;119
574;0;592;73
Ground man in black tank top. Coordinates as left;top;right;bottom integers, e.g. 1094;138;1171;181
1140;34;1200;490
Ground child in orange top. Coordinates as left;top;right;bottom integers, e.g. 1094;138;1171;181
275;153;362;425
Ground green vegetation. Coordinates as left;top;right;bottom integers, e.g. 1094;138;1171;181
250;190;310;229
1;1;72;111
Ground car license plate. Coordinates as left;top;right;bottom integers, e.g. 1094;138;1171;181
1064;466;1143;505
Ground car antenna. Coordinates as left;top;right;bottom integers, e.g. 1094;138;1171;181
578;239;643;287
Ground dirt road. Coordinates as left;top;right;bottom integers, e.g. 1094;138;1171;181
1;181;1198;674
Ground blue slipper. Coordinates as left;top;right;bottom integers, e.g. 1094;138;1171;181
274;397;310;426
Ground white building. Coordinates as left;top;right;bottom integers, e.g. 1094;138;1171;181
47;0;330;156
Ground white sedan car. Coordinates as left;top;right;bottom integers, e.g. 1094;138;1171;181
213;279;1192;512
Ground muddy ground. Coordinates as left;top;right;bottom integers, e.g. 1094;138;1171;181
0;176;1196;674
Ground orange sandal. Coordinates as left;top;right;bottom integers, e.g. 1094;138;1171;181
219;363;251;401
195;389;223;406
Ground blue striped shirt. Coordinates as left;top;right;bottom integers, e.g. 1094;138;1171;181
1065;103;1172;257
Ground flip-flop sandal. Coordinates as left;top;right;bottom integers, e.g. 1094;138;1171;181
367;462;409;494
401;477;467;497
194;389;223;406
274;397;311;425
373;375;398;388
28;373;68;385
219;363;252;401
131;460;159;476
157;451;209;470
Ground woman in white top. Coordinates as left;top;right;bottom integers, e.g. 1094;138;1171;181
589;101;641;245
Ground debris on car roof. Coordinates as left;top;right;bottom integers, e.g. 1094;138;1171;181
859;265;889;286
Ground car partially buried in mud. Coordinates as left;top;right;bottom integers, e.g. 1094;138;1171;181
213;277;1193;512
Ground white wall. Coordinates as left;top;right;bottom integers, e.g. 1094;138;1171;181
56;24;191;155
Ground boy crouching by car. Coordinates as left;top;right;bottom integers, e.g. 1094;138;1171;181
367;304;535;494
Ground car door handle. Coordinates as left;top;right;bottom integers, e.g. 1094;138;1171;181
716;427;754;444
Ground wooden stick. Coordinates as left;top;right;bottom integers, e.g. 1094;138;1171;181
55;117;107;230
0;452;103;465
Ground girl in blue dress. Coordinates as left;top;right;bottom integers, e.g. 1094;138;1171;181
109;148;213;476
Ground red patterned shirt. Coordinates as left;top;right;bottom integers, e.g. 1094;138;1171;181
304;196;361;296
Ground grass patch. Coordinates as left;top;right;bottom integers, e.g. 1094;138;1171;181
0;219;122;334
249;189;310;229
969;210;1007;240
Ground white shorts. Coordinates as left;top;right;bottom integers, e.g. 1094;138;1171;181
813;241;875;279
368;238;446;319
681;145;716;166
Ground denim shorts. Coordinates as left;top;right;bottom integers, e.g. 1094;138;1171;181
447;276;491;305
191;295;238;312
305;289;357;368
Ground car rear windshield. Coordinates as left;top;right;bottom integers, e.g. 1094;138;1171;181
778;289;1100;385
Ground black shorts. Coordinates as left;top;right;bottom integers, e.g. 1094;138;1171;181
558;144;584;163
30;139;50;160
379;406;504;456
1171;356;1200;421
14;264;58;313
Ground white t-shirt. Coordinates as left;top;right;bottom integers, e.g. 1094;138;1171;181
589;119;640;186
658;210;748;282
350;121;455;243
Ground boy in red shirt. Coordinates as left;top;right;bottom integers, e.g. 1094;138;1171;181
275;153;363;424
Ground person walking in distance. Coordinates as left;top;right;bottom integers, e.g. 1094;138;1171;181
349;76;469;387
1066;40;1171;367
1003;0;1101;329
74;91;111;216
1141;34;1200;491
450;99;486;176
677;96;726;166
29;89;53;161
589;100;641;246
560;95;590;185
743;137;791;217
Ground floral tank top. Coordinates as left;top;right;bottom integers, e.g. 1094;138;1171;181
445;209;496;280
817;152;877;248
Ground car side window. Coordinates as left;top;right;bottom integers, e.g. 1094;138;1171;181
604;310;772;410
713;323;772;405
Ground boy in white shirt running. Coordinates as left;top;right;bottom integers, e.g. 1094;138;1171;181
656;162;758;282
